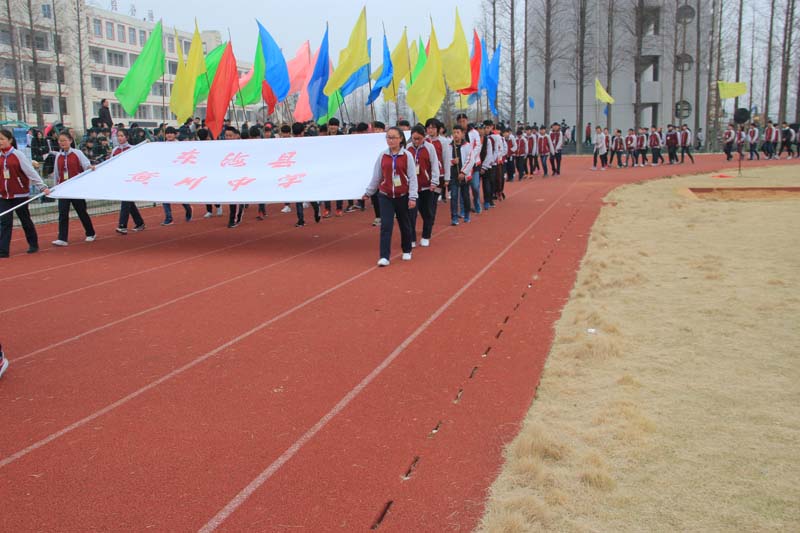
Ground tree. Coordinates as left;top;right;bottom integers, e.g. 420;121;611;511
603;0;626;133
734;0;744;110
523;0;529;124
24;0;45;127
4;0;26;122
568;0;590;152
530;0;567;127
764;0;776;120
508;0;516;125
778;0;796;121
693;0;703;134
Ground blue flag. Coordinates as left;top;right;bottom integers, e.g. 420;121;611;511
478;36;489;92
468;92;480;105
367;35;394;106
603;104;609;116
340;39;371;98
308;27;330;121
486;42;502;116
257;20;290;102
528;96;535;109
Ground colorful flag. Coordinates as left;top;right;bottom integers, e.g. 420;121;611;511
257;21;290;102
595;78;615;104
205;42;238;139
287;41;312;94
458;30;482;96
528;96;535;109
324;7;369;95
717;81;747;99
115;20;165;116
373;28;409;103
406;24;445;122
236;36;265;107
486;42;502;116
294;44;322;122
367;34;394;106
308;27;331;121
440;8;471;91
408;39;419;83
410;37;427;85
339;38;371;98
194;43;227;105
170;22;206;123
477;35;489;92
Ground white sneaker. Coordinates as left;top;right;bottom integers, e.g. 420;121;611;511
591;166;597;171
377;258;390;267
281;205;292;213
411;241;416;248
420;238;430;247
0;351;7;380
85;235;96;242
216;207;223;216
372;217;381;226
204;212;213;218
51;239;68;247
303;202;310;208
402;253;412;261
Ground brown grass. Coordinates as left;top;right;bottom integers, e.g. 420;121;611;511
478;166;800;533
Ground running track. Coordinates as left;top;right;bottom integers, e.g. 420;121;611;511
1;155;795;532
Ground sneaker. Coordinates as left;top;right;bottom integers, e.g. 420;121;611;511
335;209;343;217
600;167;607;171
345;205;358;213
401;252;412;261
185;215;192;222
295;221;305;227
591;166;597;171
216;207;223;216
464;217;471;223
411;241;416;249
0;348;7;380
420;238;430;247
26;246;38;254
377;258;390;267
281;205;292;213
451;218;459;226
315;212;321;223
161;219;173;226
227;222;239;228
204;212;213;219
256;215;265;221
133;224;146;232
322;209;332;219
115;227;128;235
85;235;97;242
52;239;68;247
303;202;310;208
372;217;381;226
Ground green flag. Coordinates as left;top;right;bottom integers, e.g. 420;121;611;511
194;43;227;106
115;21;165;116
236;37;265;107
410;38;427;86
317;90;343;125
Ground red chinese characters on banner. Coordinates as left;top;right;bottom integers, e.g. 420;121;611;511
173;149;200;165
268;151;297;169
228;177;256;192
277;173;305;189
174;176;207;191
220;152;250;168
125;171;160;185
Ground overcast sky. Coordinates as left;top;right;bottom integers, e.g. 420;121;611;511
95;0;483;66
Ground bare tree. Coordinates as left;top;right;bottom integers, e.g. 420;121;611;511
603;0;626;133
508;0;516;125
705;0;719;151
778;0;796;121
764;0;776;119
693;0;702;134
530;0;567;127
734;0;743;110
567;0;590;152
4;0;26;122
523;0;529;124
23;0;45;127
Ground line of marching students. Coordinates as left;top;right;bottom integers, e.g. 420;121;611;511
722;120;799;162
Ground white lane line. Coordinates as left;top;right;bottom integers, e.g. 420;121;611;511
198;176;580;532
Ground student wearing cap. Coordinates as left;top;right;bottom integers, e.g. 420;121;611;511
161;126;193;225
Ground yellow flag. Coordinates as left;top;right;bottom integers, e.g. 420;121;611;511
595;78;615;104
407;24;446;122
717;81;747;99
324;7;370;95
170;22;207;123
440;9;471;91
373;28;410;103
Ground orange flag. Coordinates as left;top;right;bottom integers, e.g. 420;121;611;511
206;42;238;139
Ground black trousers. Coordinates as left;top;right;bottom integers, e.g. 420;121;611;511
724;142;734;160
119;201;144;228
481;170;494;206
228;204;245;225
608;150;616;167
378;194;412;259
651;148;662;163
638;148;648;165
668;146;678;163
295;202;320;224
58;198;95;242
516;154;527;179
550;152;562;174
680;146;695;163
528;155;537;173
0;197;38;256
410;189;435;242
748;144;760;160
540;155;549;175
779;141;794;156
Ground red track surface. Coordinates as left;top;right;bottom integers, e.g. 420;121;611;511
0;155;795;532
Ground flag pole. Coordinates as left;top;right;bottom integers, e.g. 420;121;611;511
407;29;416;124
161;20;167;127
383;22;401;124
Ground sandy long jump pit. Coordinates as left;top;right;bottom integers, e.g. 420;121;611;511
479;166;800;532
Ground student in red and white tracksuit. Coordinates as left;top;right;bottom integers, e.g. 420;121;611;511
648;127;662;166
549;124;564;175
636;128;649;166
665;125;679;164
611;130;625;168
527;128;539;175
364;126;418;266
53;131;96;246
679;125;695;163
592;126;607;170
503;129;517;182
425;118;446;203
113;129;146;234
763;122;778;159
538;126;555;176
625;129;637;167
448;125;475;225
515;128;528;180
0;128;49;258
722;124;736;161
747;124;760;160
408;125;440;248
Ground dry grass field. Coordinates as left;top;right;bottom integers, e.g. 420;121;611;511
479;166;800;532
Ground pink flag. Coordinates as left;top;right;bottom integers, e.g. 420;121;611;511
287;41;312;95
238;66;254;90
294;44;320;122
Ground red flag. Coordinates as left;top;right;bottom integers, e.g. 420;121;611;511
206;42;239;139
262;81;278;115
458;31;482;96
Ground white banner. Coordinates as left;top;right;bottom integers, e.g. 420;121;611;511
49;133;389;204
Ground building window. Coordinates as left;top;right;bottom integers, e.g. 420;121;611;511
168;61;178;75
27;96;54;114
151;82;166;96
90;46;104;64
106;21;114;40
1;93;18;112
0;25;10;46
56;65;65;84
41;3;52;18
139;29;146;46
643;7;661;36
135;104;150;120
183;40;191;55
108;76;123;91
0;62;15;79
129;27;136;44
110;102;124;117
91;75;106;90
166;36;174;53
59;97;68;114
93;19;102;36
23;31;48;51
118;24;126;42
129;53;138;65
106;50;126;67
24;63;51;83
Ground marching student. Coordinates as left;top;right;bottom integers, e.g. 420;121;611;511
625;128;637;167
161;126;192;225
592;126;607;170
52;131;97;247
736;126;747;160
722;124;736;161
503;128;516;182
448;125;474;226
526;126;537;177
435;120;452;206
762;121;776;159
196;128;224;219
457;114;483;214
407;125;440;247
611;129;625;168
538;125;554;176
223;126;246;228
656;127;666;164
479;121;496;210
363;126;417;267
488;121;506;202
679;124;695;164
549;122;564;175
113;129;146;235
0;128;49;258
636;127;649;166
425;118;446;205
648;126;662;166
780;122;795;159
515;128;528;180
291;122;321;228
665;124;679;164
747;123;760;160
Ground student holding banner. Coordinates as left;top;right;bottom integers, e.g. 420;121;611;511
52;132;96;247
363;126;417;267
113;129;146;235
0;128;50;258
161;126;193;226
